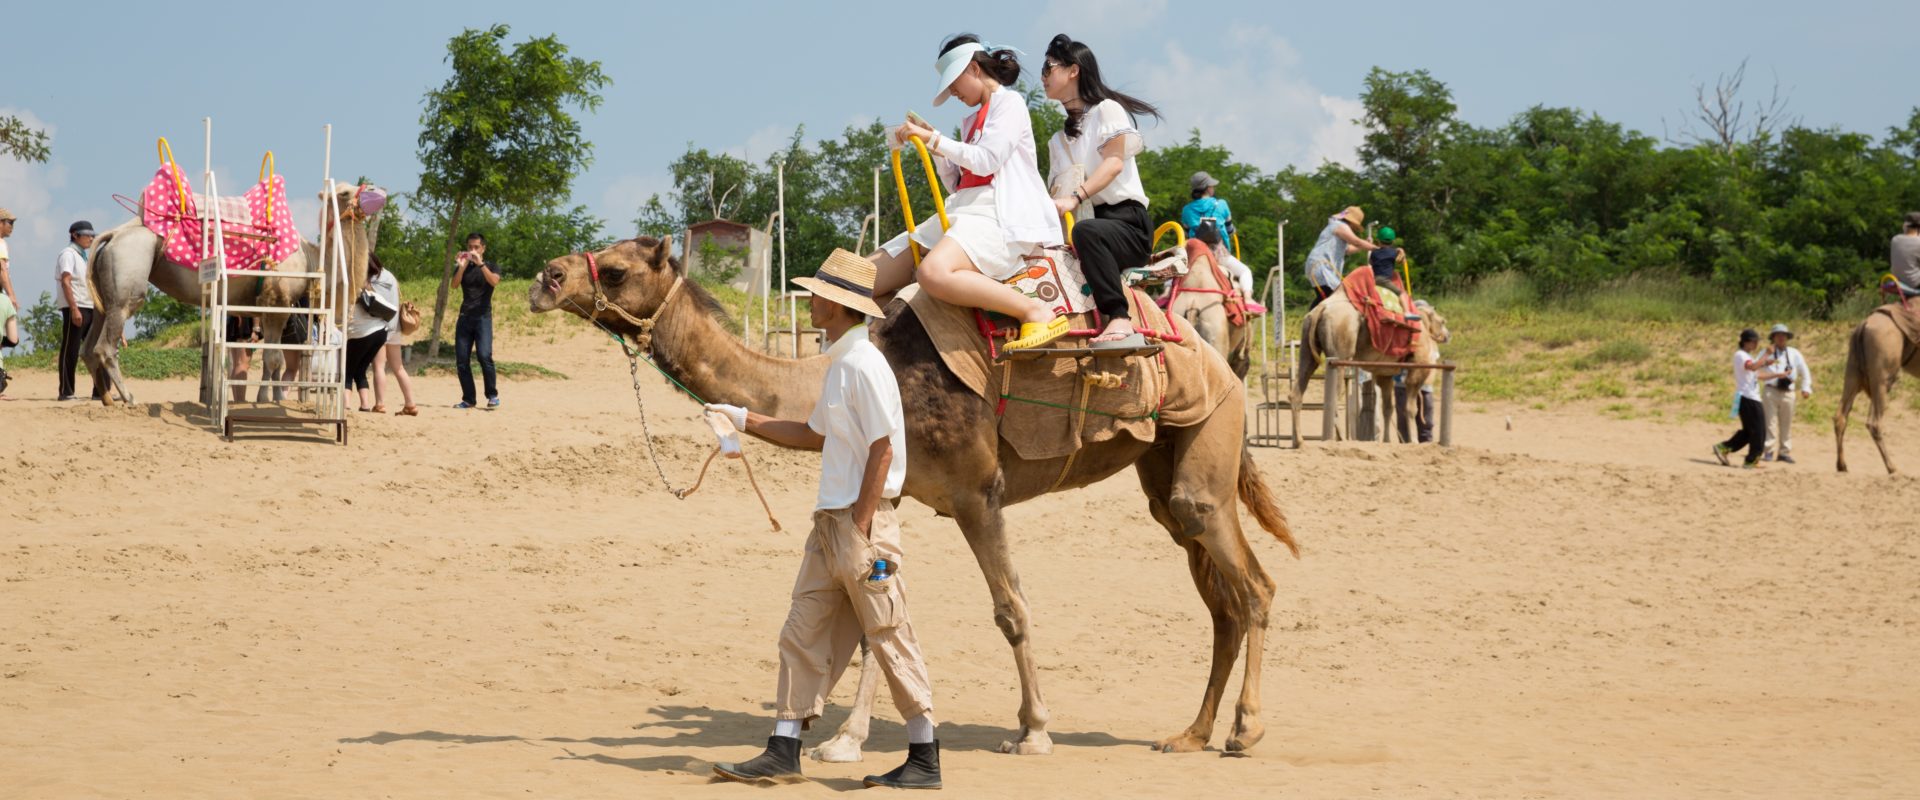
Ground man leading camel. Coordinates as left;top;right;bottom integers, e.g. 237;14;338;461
704;250;942;790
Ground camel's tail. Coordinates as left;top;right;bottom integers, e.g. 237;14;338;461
1238;448;1299;558
1295;305;1322;399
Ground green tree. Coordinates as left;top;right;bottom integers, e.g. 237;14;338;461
20;292;62;353
415;24;609;357
0;115;49;162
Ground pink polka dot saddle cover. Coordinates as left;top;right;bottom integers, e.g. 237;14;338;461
139;162;302;270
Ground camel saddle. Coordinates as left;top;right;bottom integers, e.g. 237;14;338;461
1341;268;1422;360
134;161;302;270
1873;302;1920;346
903;286;1239;462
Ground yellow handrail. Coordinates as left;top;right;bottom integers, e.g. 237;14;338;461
1062;211;1075;247
258;151;276;231
156;138;191;218
1231;231;1242;261
1151;221;1186;251
887;134;950;266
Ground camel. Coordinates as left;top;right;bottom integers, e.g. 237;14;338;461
1290;287;1450;447
1167;240;1252;379
529;236;1299;759
84;184;374;406
1833;307;1920;473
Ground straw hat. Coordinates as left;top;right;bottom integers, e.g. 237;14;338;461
0;207;16;223
794;249;887;319
1339;206;1365;229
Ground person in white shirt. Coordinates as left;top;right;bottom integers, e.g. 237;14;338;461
1760;323;1812;464
873;34;1069;352
344;255;398;411
1041;33;1162;347
53;220;101;401
706;250;941;790
1714;328;1791;469
0;208;18;398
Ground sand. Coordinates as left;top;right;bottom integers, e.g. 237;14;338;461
2;328;1917;799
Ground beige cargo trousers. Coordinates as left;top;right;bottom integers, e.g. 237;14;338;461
775;505;933;725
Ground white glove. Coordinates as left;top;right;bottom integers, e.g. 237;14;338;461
704;403;748;432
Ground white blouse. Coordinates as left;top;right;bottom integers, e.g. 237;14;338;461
1047;99;1148;208
930;86;1063;248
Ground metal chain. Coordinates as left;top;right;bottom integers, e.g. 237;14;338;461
619;336;683;495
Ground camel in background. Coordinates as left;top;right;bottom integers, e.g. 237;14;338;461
1834;307;1920;473
1291;288;1450;446
1167;239;1251;378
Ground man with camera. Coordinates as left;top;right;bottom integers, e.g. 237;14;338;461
453;232;502;409
1761;324;1812;464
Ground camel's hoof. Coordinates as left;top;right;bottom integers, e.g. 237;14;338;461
1225;720;1265;753
808;733;865;763
998;730;1053;755
1153;732;1208;753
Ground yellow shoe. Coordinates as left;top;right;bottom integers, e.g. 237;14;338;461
1005;316;1070;351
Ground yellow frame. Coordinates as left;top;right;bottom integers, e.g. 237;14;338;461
887;135;950;266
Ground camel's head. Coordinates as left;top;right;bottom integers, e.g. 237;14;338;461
1415;302;1451;346
530;235;678;328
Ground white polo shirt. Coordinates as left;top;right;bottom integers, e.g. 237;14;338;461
55;245;92;309
806;324;906;511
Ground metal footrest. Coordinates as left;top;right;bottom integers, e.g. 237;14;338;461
223;413;348;445
225;379;346;389
994;343;1163;362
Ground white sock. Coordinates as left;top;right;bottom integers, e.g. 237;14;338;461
905;713;936;744
773;719;802;739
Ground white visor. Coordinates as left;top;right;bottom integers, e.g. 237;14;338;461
932;42;985;107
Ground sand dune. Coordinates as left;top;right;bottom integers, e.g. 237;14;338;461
2;327;1916;798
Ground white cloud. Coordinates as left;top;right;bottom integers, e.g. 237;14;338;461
1;107;86;307
1133;29;1363;172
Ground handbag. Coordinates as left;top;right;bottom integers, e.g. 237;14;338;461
398;301;422;336
358;288;398;322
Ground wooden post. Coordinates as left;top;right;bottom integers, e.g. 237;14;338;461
1440;365;1455;448
1320;365;1336;443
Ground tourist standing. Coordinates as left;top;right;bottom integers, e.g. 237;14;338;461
453;232;500;409
54;221;100;401
705;251;941;790
346;256;397;411
1041;33;1161;346
1714;328;1790;469
0;208;18;399
375;295;419;416
1303;207;1375;310
1761;323;1812;464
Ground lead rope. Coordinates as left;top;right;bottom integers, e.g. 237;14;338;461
559;286;781;531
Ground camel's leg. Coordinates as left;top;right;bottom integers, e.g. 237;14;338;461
1834;358;1862;473
1291;320;1323;448
1867;366;1897;475
1139;449;1239;753
953;495;1053;755
809;638;880;763
256;313;286;403
83;293;137;406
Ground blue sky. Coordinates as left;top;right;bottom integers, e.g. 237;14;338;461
3;0;1912;306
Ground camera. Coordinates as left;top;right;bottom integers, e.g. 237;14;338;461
1772;377;1793;391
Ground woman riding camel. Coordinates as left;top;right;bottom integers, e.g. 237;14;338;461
872;34;1069;352
1041;33;1162;347
1304;206;1377;310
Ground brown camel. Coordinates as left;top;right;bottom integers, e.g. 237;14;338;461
1168;240;1252;379
1290;288;1450;446
529;236;1299;758
1833;308;1920;473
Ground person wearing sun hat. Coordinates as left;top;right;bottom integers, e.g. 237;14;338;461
1303;205;1377;310
705;249;943;790
1760;323;1812;463
868;33;1068;353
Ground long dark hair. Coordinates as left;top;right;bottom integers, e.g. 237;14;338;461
940;33;1022;88
1047;34;1160;139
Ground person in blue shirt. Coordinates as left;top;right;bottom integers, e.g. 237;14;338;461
1180;173;1252;296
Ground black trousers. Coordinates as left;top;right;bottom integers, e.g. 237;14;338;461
345;330;387;391
1722;396;1766;464
57;306;99;399
1307;284;1334;311
1074;200;1151;321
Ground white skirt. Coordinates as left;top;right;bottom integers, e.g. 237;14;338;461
881;186;1042;282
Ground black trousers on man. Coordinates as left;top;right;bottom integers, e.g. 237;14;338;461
1721;396;1767;465
57;307;99;400
1073;200;1151;322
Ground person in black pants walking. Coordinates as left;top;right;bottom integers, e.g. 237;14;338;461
1714;328;1791;469
1040;34;1161;347
453;232;501;408
54;221;101;401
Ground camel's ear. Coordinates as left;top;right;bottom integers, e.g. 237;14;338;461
650;235;674;271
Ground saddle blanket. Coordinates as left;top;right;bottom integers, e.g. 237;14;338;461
1342;268;1422;359
900;285;1240;461
140;163;302;270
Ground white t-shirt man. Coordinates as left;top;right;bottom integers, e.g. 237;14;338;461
806;324;906;511
54;244;93;310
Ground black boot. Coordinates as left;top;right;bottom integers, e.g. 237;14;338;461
863;740;942;790
712;735;804;785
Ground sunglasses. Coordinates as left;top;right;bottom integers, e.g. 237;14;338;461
1042;61;1066;77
